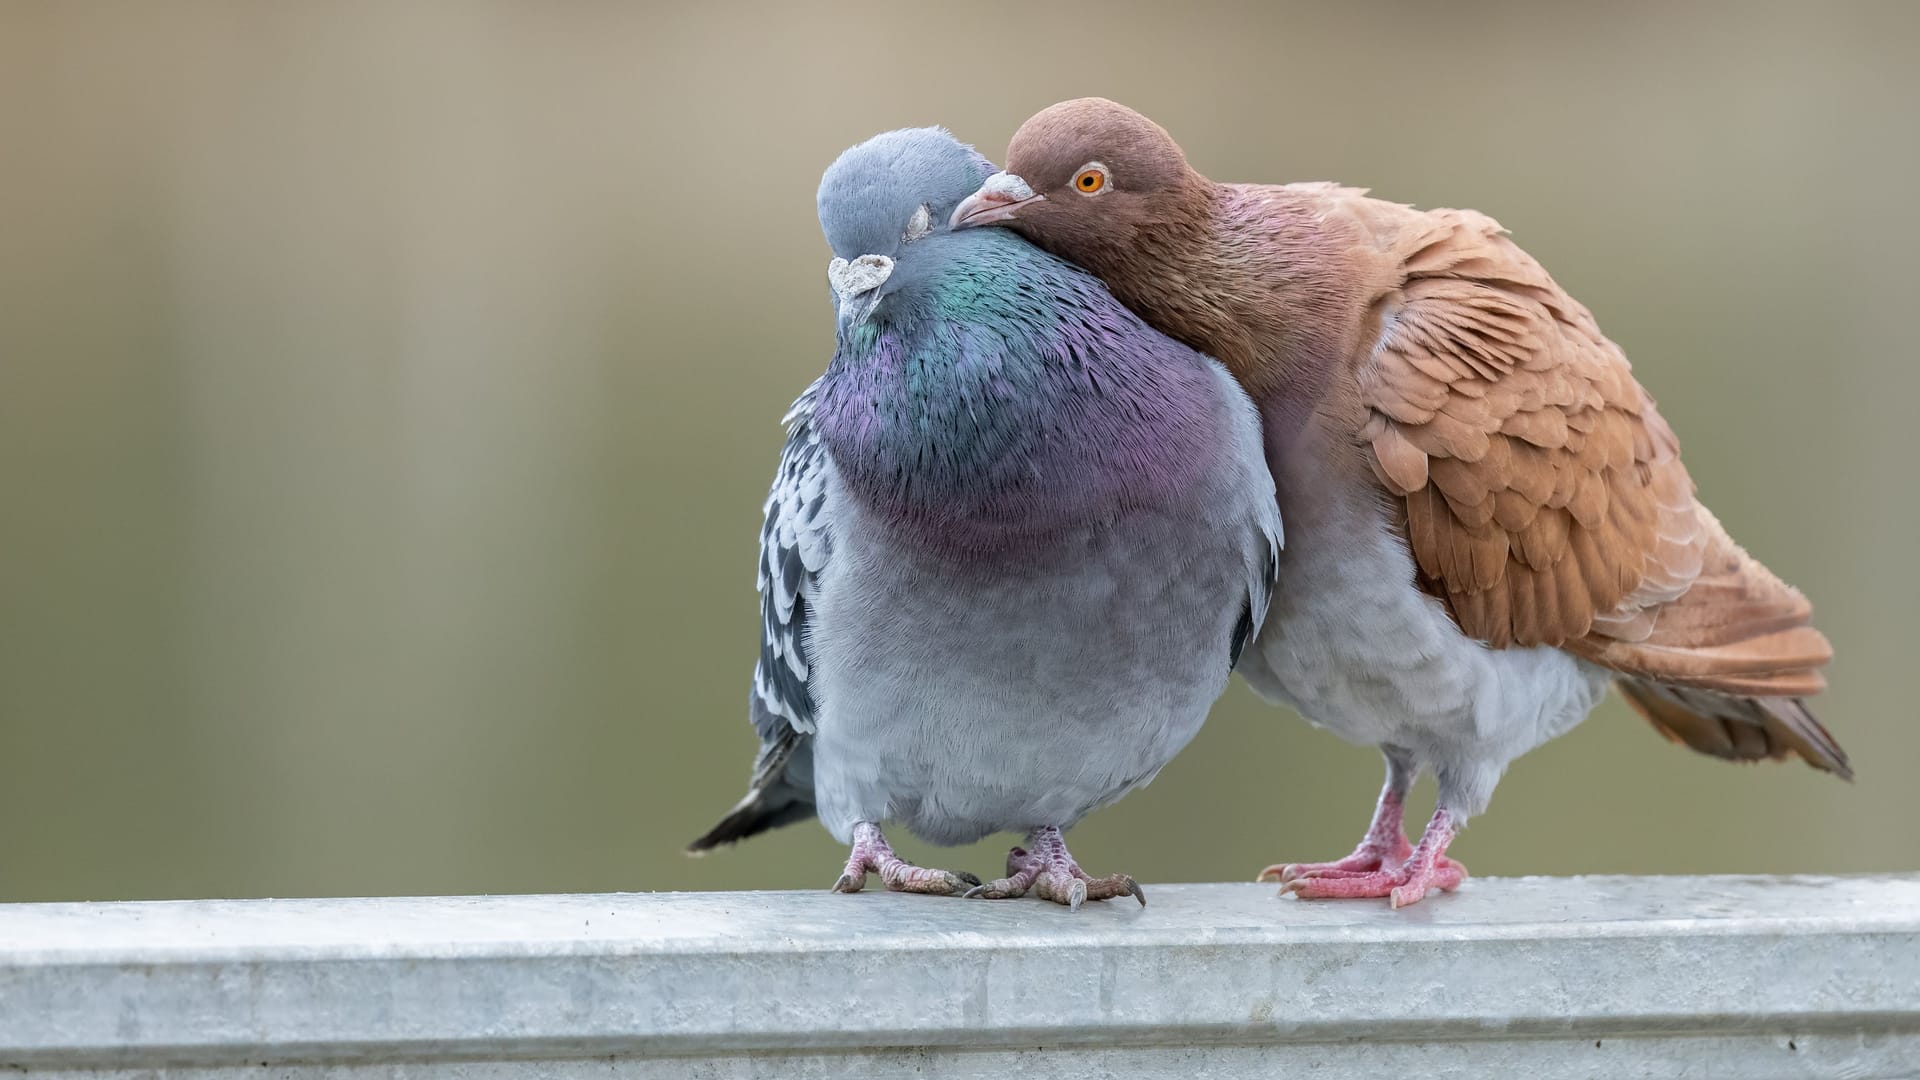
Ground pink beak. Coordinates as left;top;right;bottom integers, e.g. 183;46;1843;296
950;172;1045;230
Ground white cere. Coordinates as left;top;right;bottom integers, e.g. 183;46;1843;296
827;254;894;303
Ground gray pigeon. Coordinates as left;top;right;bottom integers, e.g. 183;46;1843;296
687;128;1283;909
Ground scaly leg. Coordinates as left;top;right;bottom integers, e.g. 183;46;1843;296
965;826;1145;912
1258;749;1421;883
831;821;979;896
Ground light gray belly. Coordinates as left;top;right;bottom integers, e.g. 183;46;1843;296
1236;510;1610;817
806;498;1254;846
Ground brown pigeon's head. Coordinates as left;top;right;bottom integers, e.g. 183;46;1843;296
949;98;1205;263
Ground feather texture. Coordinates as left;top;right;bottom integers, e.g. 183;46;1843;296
987;97;1842;793
1341;202;1832;712
751;381;834;738
693;126;1285;855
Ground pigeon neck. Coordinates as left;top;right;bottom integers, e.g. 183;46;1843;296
1109;181;1274;389
1128;180;1369;439
812;252;1218;545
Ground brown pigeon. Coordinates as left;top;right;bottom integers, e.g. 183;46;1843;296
951;97;1847;907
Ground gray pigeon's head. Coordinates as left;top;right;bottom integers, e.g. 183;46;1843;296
816;127;997;330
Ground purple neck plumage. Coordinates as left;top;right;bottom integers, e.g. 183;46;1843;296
812;246;1225;554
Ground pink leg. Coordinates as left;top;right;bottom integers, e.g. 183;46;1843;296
1280;807;1468;908
1257;786;1414;885
964;826;1145;912
831;821;979;896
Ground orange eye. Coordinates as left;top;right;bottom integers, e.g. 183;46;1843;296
1073;168;1106;194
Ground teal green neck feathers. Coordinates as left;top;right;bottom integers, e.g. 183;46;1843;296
814;230;1220;539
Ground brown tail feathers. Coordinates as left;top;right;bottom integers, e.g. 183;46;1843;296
1617;678;1852;780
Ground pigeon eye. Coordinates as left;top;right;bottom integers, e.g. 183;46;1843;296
1073;165;1108;195
902;203;932;242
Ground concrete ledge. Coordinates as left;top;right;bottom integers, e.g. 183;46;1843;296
2;875;1917;1078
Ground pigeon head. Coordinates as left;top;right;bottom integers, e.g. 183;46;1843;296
816;127;997;332
949;98;1206;273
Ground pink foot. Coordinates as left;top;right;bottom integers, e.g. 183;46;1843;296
1257;785;1414;885
831;822;979;896
964;826;1144;912
1257;835;1414;885
1280;808;1467;908
1280;855;1469;906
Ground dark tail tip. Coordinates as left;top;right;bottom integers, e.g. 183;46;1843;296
686;790;816;854
1618;679;1853;780
1770;696;1854;781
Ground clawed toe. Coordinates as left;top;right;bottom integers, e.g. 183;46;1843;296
831;822;976;897
963;875;1031;901
964;869;1141;908
882;865;977;895
1036;872;1089;911
1259;861;1341;885
1280;866;1383;882
1267;807;1466;907
962;828;1144;911
1049;872;1144;910
1258;845;1406;885
1030;863;1143;911
1278;868;1400;899
1277;853;1467;904
830;824;1146;909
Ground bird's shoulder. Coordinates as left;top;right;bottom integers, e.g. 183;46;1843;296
1217;181;1429;260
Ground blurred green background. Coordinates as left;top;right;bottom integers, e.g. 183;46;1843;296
1;2;1915;903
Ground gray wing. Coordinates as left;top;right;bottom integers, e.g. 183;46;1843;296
752;379;834;736
688;381;835;852
1231;499;1284;670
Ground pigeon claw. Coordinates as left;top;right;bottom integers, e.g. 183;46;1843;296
1277;856;1468;905
1040;871;1145;910
965;827;1143;911
1258;840;1414;886
1029;868;1084;910
1274;807;1466;907
963;851;1039;901
962;878;1027;901
830;822;975;897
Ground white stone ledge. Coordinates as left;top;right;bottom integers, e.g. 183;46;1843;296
2;875;1916;1078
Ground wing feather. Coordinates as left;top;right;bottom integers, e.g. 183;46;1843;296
1349;206;1831;706
691;381;837;851
751;379;835;737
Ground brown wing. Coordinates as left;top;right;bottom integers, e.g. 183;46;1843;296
1352;206;1835;716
